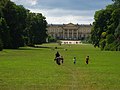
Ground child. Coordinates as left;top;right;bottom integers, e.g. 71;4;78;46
86;56;89;64
73;57;76;64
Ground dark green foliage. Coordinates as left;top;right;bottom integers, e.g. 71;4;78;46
99;39;106;50
104;40;119;51
115;23;120;40
106;34;115;44
91;0;120;51
0;17;12;48
3;1;27;48
25;13;47;46
0;0;47;49
0;38;3;51
48;35;57;42
112;0;120;7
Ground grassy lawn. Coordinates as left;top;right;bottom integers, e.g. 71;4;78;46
0;43;120;90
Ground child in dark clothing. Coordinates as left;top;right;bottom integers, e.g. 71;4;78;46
86;56;89;64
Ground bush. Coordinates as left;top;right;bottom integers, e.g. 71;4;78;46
48;36;57;42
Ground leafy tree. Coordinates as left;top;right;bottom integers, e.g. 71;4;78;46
3;1;27;48
91;9;112;47
0;0;47;49
99;39;106;50
112;0;120;7
91;0;120;51
0;38;3;51
115;23;120;37
25;12;47;46
115;23;120;44
106;34;115;44
0;17;11;48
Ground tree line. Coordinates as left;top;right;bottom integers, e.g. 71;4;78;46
91;0;120;51
0;0;47;51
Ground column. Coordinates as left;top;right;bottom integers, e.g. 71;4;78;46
72;30;74;39
62;30;64;39
68;29;69;39
77;30;78;40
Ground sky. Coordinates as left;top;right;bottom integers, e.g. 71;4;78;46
10;0;113;24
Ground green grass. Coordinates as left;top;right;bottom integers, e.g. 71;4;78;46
0;43;120;90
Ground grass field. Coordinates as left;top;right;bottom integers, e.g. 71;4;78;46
0;43;120;90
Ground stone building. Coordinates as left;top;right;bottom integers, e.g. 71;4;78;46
47;23;92;40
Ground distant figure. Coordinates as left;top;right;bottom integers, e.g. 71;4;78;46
86;56;89;64
55;51;60;59
64;49;67;51
73;57;76;64
54;51;61;65
55;47;57;49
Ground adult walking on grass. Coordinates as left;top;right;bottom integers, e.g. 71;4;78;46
55;51;60;59
54;51;61;65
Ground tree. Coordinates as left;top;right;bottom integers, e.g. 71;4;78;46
0;38;3;51
0;17;11;48
25;12;47;46
115;23;120;43
91;0;120;51
91;9;113;47
0;0;47;49
115;23;120;36
3;1;27;48
112;0;120;7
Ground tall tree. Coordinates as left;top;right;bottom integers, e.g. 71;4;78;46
0;0;47;49
25;12;47;46
91;9;113;48
114;23;120;50
3;1;27;48
91;0;120;51
112;0;120;6
0;17;11;48
0;38;3;51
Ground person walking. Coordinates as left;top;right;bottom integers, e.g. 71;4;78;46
55;51;61;65
55;51;60;59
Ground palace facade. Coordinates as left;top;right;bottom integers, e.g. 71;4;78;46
47;23;92;40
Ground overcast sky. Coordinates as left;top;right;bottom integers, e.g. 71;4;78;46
11;0;113;24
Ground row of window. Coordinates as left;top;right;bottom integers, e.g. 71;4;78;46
51;34;89;38
48;29;90;33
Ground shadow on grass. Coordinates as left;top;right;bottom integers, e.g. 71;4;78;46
18;46;64;50
35;46;63;49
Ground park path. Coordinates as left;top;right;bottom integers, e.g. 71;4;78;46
60;64;96;90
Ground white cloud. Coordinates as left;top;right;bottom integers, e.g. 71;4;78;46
29;8;94;24
46;15;93;24
11;0;38;6
10;0;112;24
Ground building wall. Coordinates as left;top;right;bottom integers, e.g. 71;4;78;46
61;40;82;44
47;23;92;40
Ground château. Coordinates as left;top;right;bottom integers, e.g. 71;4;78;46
47;23;92;40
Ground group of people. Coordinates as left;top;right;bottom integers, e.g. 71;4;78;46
73;56;89;64
54;51;90;65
